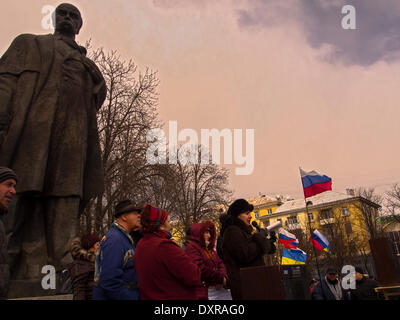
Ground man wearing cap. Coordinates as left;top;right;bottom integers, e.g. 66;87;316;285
350;267;379;300
0;167;17;299
93;200;142;300
312;267;349;300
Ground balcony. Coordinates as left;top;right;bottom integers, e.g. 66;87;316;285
287;223;302;231
319;218;335;225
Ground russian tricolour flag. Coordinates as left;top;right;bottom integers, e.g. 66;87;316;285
309;229;330;253
279;229;299;249
281;248;308;265
300;168;332;198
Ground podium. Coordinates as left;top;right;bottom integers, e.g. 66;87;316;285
240;265;285;300
369;238;400;286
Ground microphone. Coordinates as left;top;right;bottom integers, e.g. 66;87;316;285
252;221;268;238
251;221;262;232
252;220;280;243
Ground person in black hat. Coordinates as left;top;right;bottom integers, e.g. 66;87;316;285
350;266;380;300
93;200;142;300
219;199;276;300
0;167;17;213
312;266;349;300
0;167;17;299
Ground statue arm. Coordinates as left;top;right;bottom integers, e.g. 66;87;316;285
82;57;107;110
0;34;37;146
0;73;18;146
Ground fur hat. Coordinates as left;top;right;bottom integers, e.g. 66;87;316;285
326;266;337;275
355;266;364;275
227;199;254;217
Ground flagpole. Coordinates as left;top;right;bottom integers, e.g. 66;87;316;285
300;167;322;282
305;201;322;281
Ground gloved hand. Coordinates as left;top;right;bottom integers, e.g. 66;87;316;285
268;242;276;254
258;228;268;238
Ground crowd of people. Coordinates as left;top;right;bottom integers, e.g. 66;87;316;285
0;166;384;300
309;266;381;300
87;198;277;300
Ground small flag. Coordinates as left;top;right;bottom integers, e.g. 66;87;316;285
309;229;330;253
300;168;332;198
279;229;299;249
281;248;308;265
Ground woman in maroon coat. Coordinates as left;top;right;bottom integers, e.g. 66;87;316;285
134;204;201;300
185;221;227;300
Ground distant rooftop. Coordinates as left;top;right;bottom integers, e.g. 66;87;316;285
247;195;281;208
274;191;356;215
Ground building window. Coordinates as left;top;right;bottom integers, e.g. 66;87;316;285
320;209;333;219
254;211;259;219
386;231;400;255
267;208;272;215
308;213;314;222
345;222;352;235
287;216;298;224
342;207;350;217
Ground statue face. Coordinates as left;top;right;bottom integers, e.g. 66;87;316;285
54;4;83;36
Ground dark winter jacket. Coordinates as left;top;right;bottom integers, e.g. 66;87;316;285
185;221;227;300
134;232;201;300
69;237;96;300
220;214;274;300
93;223;139;300
0;216;9;299
312;277;350;300
350;276;379;300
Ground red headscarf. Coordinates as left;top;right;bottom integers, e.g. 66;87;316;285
141;204;168;234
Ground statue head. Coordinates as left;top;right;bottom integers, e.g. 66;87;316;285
53;3;83;37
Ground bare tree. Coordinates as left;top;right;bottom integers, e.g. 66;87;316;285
354;188;384;239
161;147;233;240
80;47;161;235
385;184;400;222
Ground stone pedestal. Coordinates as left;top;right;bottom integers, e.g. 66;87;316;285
7;279;57;299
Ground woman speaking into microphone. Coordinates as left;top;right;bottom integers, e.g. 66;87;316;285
219;199;276;300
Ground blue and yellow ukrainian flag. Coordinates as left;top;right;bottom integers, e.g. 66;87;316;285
281;248;308;265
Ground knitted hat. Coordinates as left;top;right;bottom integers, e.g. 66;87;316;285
326;266;337;275
0;167;17;184
81;234;100;250
114;200;142;218
141;204;168;233
355;267;364;274
227;199;254;217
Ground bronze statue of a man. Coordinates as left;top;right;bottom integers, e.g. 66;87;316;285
0;3;106;291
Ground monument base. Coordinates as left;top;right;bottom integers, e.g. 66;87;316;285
7;279;57;300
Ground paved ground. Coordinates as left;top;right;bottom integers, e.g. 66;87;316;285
10;294;73;300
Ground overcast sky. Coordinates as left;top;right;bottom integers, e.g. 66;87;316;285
1;0;399;199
